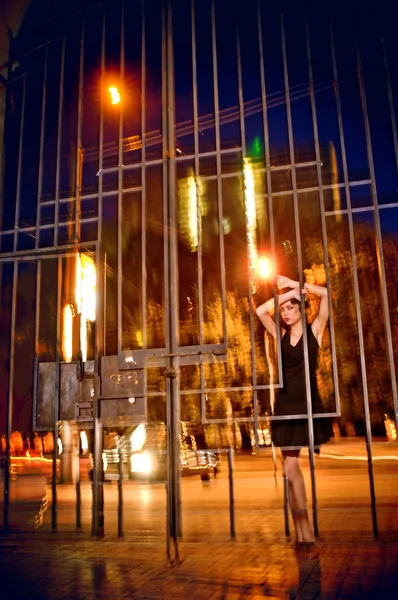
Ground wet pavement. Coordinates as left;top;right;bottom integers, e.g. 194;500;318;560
1;527;397;599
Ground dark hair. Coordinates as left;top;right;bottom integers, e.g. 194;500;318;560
279;290;302;312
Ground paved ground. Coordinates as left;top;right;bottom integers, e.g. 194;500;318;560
1;522;398;599
1;442;398;598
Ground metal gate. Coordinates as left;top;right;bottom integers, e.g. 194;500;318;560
1;0;398;553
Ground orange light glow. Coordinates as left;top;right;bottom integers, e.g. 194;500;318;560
258;257;273;280
108;86;121;105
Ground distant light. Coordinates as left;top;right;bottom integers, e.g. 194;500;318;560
251;135;262;158
258;257;273;280
130;451;152;474
80;431;89;453
108;86;121;105
130;423;146;452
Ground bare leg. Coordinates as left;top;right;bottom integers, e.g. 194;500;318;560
283;452;314;543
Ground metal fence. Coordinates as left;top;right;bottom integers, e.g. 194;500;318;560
1;0;398;553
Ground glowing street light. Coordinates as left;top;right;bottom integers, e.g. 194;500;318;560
108;86;121;105
257;256;273;280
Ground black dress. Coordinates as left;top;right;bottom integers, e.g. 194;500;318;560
271;325;331;450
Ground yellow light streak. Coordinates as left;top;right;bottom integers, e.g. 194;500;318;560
62;304;73;363
108;86;121;105
74;252;96;363
244;158;258;292
79;254;96;322
178;171;204;251
187;175;199;250
10;455;60;463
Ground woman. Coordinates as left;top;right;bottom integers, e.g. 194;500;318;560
256;274;330;544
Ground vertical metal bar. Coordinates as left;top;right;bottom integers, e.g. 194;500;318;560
32;260;42;430
118;448;124;538
103;252;107;357
305;16;340;417
98;11;105;246
3;261;18;533
191;0;206;423
93;239;104;536
54;36;66;248
74;22;85;246
280;10;319;538
52;256;62;531
358;42;398;519
141;0;147;349
161;0;171;558
236;8;260;449
256;0;283;389
227;448;236;539
76;478;82;532
211;0;228;348
13;76;26;252
330;23;378;538
382;38;398;176
379;41;398;434
163;0;181;560
117;2;125;355
283;476;290;538
92;397;104;537
141;0;148;409
35;46;48;250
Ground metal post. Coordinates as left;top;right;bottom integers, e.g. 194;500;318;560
35;45;48;250
76;478;82;532
54;37;66;248
210;0;228;348
283;476;290;538
257;0;284;389
236;7;260;451
93;241;104;537
92;398;104;537
305;14;341;418
32;261;42;430
330;23;378;539
357;43;398;458
163;0;181;564
280;9;319;537
117;1;125;356
52;256;62;531
3;261;18;533
191;0;207;423
118;448;124;539
228;448;236;539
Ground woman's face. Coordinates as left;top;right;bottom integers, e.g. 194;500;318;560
280;300;301;326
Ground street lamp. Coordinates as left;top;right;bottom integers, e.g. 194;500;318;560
257;256;273;280
108;86;121;105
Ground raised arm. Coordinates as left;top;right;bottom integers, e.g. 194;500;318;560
256;281;300;338
305;282;329;346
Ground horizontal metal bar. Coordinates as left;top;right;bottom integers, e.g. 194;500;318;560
23;178;375;214
325;207;375;217
255;179;373;199
0;241;97;262
175;147;242;162
202;413;339;424
256;160;321;172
